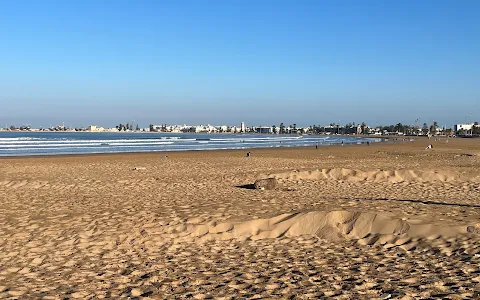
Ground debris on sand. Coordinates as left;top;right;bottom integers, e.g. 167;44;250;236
454;153;476;158
254;178;277;190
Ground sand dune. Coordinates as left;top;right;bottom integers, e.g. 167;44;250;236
143;210;479;254
264;168;480;183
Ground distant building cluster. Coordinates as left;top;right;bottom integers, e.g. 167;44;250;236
0;124;117;132
146;121;478;137
86;125;118;132
2;120;479;136
454;123;476;135
149;124;279;134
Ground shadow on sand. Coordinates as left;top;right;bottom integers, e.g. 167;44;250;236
348;197;480;208
236;184;256;190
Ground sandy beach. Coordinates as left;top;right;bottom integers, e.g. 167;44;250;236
1;137;479;299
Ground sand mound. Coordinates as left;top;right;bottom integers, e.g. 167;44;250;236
254;178;277;190
152;210;479;252
263;168;478;183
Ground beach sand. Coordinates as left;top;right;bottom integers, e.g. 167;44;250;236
1;137;479;298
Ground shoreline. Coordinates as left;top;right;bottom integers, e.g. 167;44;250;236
0;138;395;159
0;137;424;160
0;131;388;158
0;129;422;138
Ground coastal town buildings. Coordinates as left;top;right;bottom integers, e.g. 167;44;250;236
257;126;272;134
454;123;475;133
3;120;478;136
87;125;102;132
87;125;122;132
454;122;480;136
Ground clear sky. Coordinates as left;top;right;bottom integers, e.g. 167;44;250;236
0;0;478;128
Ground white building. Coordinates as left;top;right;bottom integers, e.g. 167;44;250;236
454;123;475;133
257;126;272;134
87;125;105;132
299;127;310;134
241;122;245;133
182;125;218;133
229;126;241;133
216;125;228;132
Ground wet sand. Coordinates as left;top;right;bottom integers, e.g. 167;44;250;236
1;137;479;298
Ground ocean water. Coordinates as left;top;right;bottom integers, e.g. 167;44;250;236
0;132;381;156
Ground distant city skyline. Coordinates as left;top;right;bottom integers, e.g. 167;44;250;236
1;1;479;127
3;118;477;132
1;114;478;130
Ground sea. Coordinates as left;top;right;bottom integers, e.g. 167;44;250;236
0;132;381;156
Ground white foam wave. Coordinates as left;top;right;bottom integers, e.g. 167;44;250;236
0;138;180;144
0;133;380;156
0;141;176;148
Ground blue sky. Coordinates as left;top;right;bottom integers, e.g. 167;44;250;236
0;0;478;128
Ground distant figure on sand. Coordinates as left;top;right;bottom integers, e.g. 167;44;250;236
315;144;318;149
425;144;433;149
245;151;251;157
